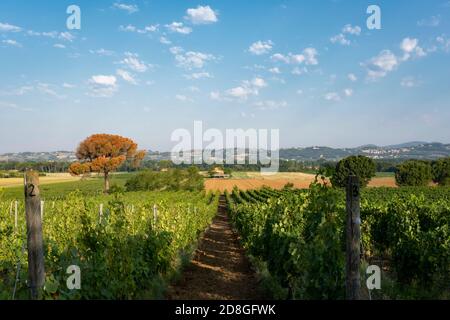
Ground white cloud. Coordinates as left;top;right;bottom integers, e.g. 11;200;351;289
210;91;221;100
364;50;399;80
269;67;281;74
2;39;22;47
174;51;216;69
53;44;66;49
436;35;450;52
344;88;353;97
27;30;57;38
36;83;66;99
169;46;184;55
113;3;139;14
187;86;200;92
62;83;76;88
292;67;307;75
143;25;159;32
271;53;290;63
185;6;218;25
400;37;426;61
253;100;287;110
251;77;267;88
175;94;193;102
119;24;159;34
88;75;117;97
342;24;361;35
90;48;115;56
303;48;318;65
59;32;75;42
248;40;274;55
226;86;257;99
364;38;428;80
348;73;358;82
330;34;350;46
271;48;318;65
400;77;420;88
330;24;361;46
417;15;441;27
0;22;21;32
165;22;192;34
119;25;137;32
184;72;212;80
10;86;34;96
89;75;117;86
120;52;151;72
222;77;268;100
160;36;171;45
296;89;303;95
116;69;137;85
324;92;341;102
401;38;418;53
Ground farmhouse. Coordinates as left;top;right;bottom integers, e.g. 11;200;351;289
210;167;230;179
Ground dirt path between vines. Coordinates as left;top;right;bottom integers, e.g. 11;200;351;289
167;196;264;300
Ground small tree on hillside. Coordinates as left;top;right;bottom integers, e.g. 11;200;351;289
432;158;450;186
69;134;146;192
331;155;376;188
395;160;432;187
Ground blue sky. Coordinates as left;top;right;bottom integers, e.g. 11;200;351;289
0;0;449;153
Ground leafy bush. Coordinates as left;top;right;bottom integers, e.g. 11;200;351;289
228;186;450;299
432;158;450;186
395;160;432;186
125;167;204;192
331;156;376;188
0;190;218;299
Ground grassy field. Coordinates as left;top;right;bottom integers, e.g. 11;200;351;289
1;173;133;200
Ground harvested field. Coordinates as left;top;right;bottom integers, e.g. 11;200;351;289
205;172;397;192
0;173;81;188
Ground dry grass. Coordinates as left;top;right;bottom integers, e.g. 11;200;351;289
0;173;81;188
205;172;397;192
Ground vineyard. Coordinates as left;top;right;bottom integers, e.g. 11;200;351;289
225;183;450;299
0;190;218;299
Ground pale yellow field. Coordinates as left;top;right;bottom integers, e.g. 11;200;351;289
205;172;397;192
0;173;81;188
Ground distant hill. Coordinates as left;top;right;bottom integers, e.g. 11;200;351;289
279;142;450;161
1;142;449;163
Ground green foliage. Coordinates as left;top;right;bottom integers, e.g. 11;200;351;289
125;168;204;192
432;158;450;186
331;156;376;188
229;183;346;299
0;190;218;299
395;160;432;187
228;186;450;299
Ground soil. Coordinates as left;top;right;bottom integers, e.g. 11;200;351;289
166;196;264;300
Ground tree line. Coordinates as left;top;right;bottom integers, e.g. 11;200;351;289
326;156;450;187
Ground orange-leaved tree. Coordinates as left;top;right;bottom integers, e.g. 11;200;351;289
69;134;146;192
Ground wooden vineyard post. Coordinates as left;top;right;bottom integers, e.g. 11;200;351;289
346;175;361;300
153;204;158;224
24;170;45;300
40;201;44;221
99;203;103;223
14;201;18;230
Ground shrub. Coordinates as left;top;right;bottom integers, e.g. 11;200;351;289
125;168;204;192
395;160;432;187
331;156;376;188
432;158;450;186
